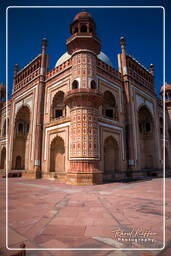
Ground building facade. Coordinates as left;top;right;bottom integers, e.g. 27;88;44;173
0;11;171;185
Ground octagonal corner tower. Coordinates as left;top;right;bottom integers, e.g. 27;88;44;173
64;11;103;185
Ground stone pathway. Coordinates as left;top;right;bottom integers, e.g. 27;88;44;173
0;178;171;256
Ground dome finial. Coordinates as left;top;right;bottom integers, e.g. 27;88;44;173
14;64;19;77
149;63;154;75
120;36;126;49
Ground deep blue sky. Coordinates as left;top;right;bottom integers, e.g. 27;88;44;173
0;0;170;98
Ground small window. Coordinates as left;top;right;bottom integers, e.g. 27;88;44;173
72;80;78;89
91;80;96;89
55;109;63;118
80;25;87;33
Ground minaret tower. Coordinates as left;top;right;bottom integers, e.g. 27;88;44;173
64;11;103;185
118;37;135;173
34;38;48;178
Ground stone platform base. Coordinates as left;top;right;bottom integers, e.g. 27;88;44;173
22;171;36;179
66;171;103;185
42;172;66;182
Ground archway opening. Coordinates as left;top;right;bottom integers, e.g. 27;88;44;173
50;136;65;173
0;147;6;169
103;91;118;120
12;105;30;170
138;106;155;169
104;136;119;181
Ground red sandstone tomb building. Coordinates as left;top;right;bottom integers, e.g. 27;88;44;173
0;11;170;184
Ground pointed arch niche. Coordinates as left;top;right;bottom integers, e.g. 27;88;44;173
50;136;65;173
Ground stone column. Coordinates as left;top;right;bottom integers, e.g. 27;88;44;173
34;38;48;178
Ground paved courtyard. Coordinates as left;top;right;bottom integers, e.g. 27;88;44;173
0;177;171;256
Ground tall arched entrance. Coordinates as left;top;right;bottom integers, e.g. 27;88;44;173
138;106;155;169
104;136;119;181
50;136;65;173
12;105;30;170
0;147;6;169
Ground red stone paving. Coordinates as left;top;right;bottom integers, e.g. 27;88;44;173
0;177;171;256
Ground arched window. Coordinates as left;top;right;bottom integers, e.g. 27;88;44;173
90;80;96;89
80;25;87;33
51;91;65;119
103;91;118;120
72;80;79;89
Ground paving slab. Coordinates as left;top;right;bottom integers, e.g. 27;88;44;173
0;177;170;256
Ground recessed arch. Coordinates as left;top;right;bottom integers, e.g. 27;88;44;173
12;105;30;170
104;136;119;181
103;91;118;120
50;136;65;173
51;91;65;119
138;105;153;135
138;105;155;169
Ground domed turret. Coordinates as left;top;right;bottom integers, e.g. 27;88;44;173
160;83;171;96
67;11;101;55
